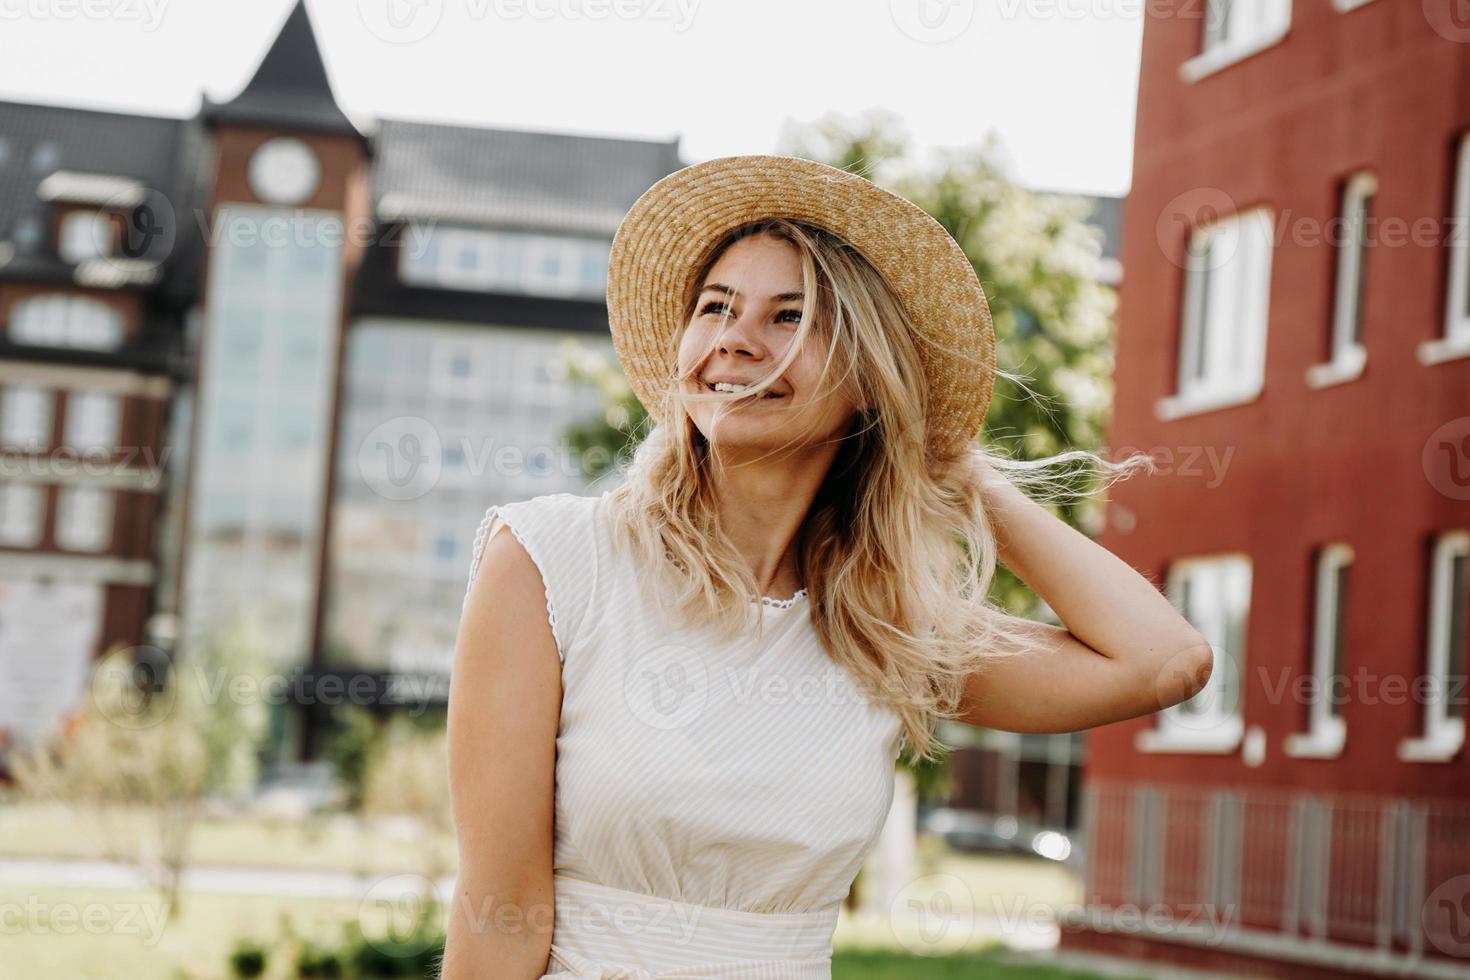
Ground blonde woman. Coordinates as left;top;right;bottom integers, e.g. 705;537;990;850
443;156;1212;979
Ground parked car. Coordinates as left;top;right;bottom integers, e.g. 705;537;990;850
918;806;1079;866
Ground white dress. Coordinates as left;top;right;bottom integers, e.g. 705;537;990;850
463;490;903;978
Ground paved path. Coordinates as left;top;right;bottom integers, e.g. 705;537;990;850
0;856;454;901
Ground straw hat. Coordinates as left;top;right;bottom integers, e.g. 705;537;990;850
605;153;996;459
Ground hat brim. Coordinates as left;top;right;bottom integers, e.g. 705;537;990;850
606;154;996;458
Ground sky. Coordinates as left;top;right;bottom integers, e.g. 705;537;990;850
0;0;1142;197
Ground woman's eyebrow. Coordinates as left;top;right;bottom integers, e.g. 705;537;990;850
700;282;805;303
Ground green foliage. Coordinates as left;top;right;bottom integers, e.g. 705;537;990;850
227;937;269;978
558;337;646;480
324;704;382;812
296;940;345;978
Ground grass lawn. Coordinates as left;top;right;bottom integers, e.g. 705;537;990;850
1;883;1128;980
0;883;375;979
0;802;456;876
833;949;1135;979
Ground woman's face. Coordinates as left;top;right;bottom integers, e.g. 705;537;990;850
676;233;861;455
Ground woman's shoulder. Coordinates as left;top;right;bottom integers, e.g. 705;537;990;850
490;489;606;528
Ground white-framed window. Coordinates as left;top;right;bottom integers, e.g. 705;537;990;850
1183;0;1292;82
1399;531;1468;762
1;384;53;449
10;295;125;351
54;485;113;553
398;223;609;300
1157;207;1274;420
0;483;45;547
1421;133;1470;365
1307;173;1374;388
62;391;120;453
57;210;113;264
1137;554;1252;753
1285;544;1352;758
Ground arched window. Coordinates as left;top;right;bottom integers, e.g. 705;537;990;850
9;295;125;351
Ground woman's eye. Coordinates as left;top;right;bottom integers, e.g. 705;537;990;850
698;301;800;324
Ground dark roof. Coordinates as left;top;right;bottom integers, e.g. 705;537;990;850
199;0;364;142
371;118;683;235
0;100;183;245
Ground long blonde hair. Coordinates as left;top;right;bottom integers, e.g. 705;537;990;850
604;217;1146;761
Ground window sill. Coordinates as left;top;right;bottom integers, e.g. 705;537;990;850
1397;720;1465;762
1155;384;1262;421
1135;722;1243;755
1417;335;1470;365
1179;25;1291;84
1305;347;1365;389
1283;726;1345;759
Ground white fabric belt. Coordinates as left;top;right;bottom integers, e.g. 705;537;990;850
541;874;838;978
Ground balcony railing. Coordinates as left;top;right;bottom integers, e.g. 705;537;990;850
1074;781;1470;972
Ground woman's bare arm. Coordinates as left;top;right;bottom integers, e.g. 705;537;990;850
955;455;1215;733
441;526;561;978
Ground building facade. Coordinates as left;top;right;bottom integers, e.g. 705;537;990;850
1069;1;1470;976
0;0;680;770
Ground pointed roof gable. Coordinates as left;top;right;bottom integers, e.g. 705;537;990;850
200;0;364;141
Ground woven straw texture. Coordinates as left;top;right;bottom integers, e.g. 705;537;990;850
605;154;996;459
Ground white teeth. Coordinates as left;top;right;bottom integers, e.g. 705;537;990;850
709;381;781;398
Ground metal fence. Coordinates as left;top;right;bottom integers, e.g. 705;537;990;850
1081;782;1470;965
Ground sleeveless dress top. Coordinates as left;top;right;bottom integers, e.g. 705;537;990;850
463;490;904;979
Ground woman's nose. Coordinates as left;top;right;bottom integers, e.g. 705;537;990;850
716;311;764;357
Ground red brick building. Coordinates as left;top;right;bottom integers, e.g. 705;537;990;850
1068;1;1470;977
